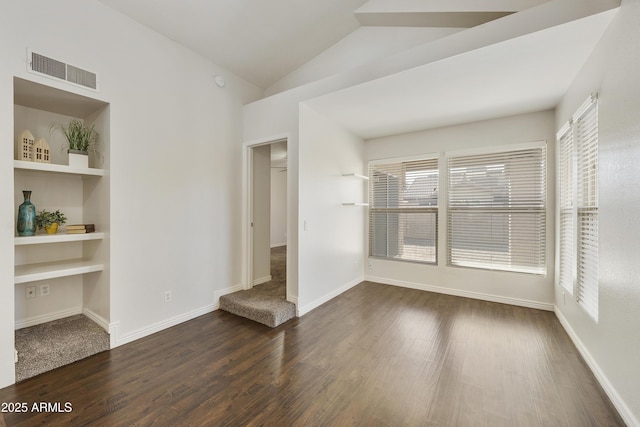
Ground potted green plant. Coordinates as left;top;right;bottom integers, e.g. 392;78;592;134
36;209;67;234
50;119;100;168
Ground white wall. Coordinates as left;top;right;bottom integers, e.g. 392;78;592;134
555;1;640;424
0;0;261;388
243;44;436;305
297;105;366;314
365;110;556;309
270;168;287;248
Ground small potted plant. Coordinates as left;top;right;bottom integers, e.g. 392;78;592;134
50;119;100;168
36;209;67;234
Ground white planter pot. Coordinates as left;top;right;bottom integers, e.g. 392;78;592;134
68;150;89;169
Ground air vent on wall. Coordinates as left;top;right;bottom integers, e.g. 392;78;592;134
28;50;98;91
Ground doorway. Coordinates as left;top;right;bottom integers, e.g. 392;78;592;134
245;138;288;299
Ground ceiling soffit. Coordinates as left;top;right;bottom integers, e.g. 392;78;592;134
355;12;514;27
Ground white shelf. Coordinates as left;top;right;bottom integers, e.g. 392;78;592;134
14;160;104;177
342;173;369;180
15;232;104;246
342;203;369;206
15;259;104;284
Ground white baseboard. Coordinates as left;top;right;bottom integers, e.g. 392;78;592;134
270;242;286;248
287;295;299;316
253;275;272;286
83;308;119;349
298;276;363;316
365;275;554;311
15;306;83;330
108;321;120;349
111;304;216;348
82;308;110;333
287;295;298;307
554;307;639;427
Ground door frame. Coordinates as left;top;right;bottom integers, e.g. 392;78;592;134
242;134;289;291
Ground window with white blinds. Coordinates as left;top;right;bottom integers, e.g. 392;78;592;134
558;126;575;293
369;157;438;264
447;144;547;274
558;95;598;321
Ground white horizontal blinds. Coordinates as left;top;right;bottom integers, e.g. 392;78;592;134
575;98;599;320
369;157;438;264
558;124;576;293
447;146;547;274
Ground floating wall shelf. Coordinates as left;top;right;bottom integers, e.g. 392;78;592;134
342;173;369;206
342;173;369;180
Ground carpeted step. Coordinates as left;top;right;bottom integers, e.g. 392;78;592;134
221;245;294;327
219;291;296;328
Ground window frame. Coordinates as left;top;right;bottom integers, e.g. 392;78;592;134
368;154;439;265
445;141;548;275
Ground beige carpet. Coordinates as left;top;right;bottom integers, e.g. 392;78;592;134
219;246;296;327
15;314;109;382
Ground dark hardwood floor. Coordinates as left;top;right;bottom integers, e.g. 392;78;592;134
0;282;624;426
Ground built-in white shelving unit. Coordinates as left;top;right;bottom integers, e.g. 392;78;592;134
14;151;107;287
12;76;111;376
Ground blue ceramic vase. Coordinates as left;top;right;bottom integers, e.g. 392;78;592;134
17;190;36;236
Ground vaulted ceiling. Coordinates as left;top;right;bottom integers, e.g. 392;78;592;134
97;0;548;90
97;0;619;139
305;8;616;138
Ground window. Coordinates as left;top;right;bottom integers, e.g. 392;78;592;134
369;157;438;264
558;95;599;320
558;128;575;292
447;144;547;274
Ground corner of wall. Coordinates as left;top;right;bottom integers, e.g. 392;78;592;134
554;307;639;427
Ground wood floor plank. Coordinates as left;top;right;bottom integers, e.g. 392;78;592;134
0;282;626;426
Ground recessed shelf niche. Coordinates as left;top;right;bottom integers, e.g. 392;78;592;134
12;76;111;379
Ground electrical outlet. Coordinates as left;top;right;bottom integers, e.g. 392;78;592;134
368;260;373;269
39;283;50;297
26;286;36;299
164;291;172;303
